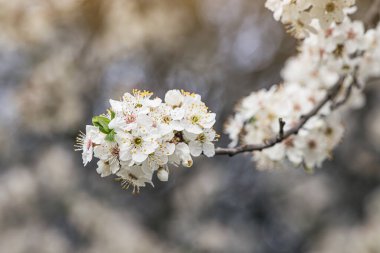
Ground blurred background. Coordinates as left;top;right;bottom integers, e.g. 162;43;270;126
0;0;379;252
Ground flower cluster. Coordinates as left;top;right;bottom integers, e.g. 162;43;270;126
282;18;370;106
226;3;380;170
225;84;344;170
265;0;356;38
76;89;217;193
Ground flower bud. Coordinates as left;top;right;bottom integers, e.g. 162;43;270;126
157;167;169;182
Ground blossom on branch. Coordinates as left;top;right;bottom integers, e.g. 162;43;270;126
265;0;356;38
225;2;380;170
76;89;217;193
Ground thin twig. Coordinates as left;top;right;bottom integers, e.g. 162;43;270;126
215;78;343;156
278;118;286;139
331;83;353;110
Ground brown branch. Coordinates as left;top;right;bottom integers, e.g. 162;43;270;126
215;78;343;156
331;83;354;110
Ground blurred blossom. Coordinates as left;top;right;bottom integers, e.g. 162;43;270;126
0;224;72;253
0;0;78;48
91;0;193;61
16;50;86;134
308;189;380;253
36;146;78;194
0;168;38;220
69;194;180;253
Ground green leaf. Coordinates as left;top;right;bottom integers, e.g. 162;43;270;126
92;116;111;134
105;130;116;142
107;109;116;120
109;109;116;120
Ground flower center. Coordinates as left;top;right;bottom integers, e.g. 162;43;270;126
333;44;345;57
163;116;171;124
325;2;336;13
86;139;93;150
325;127;333;136
191;115;200;124
128;173;138;180
134;137;143;145
125;114;137;124
111;147;119;156
135;103;143;108
197;133;206;142
308;140;317;150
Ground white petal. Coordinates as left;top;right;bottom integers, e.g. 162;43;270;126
189;141;202;157
171;108;185;120
142;160;155;174
203;142;215;157
183;130;197;141
185;124;203;134
86;125;99;134
132;152;148;163
96;160;111;177
146;98;162;107
171;121;184;131
165;90;184;107
162;142;176;156
109;99;123;112
204;129;216;141
82;148;93;166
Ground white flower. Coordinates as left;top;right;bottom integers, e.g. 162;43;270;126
184;129;216;157
265;0;356;38
295;129;329;168
170;142;193;168
109;104;155;132
75;125;103;166
181;96;216;134
141;140;175;174
96;160;120;177
150;104;184;135
311;0;355;29
165;89;184;107
116;165;153;193
116;129;159;164
123;89;162;112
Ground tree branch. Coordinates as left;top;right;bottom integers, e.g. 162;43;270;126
215;78;344;156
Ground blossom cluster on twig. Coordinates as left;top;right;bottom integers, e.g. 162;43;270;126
76;90;217;193
224;0;380;170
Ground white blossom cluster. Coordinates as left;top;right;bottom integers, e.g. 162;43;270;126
225;84;345;170
76;89;217;193
265;0;356;38
226;3;380;170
